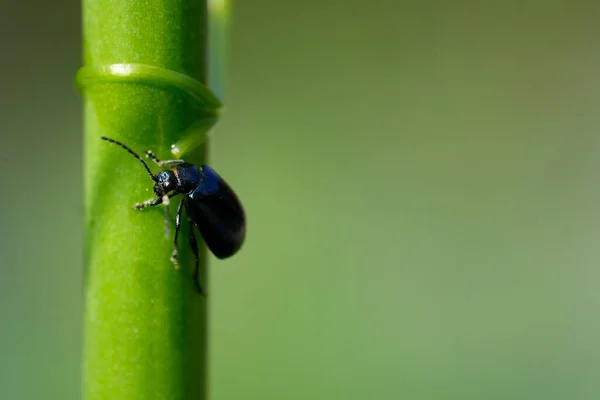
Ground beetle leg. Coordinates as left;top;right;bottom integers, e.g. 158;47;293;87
189;220;206;296
157;195;169;238
132;197;162;210
145;150;185;167
170;199;184;269
133;193;177;210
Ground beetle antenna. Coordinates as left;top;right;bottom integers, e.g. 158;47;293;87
101;136;156;181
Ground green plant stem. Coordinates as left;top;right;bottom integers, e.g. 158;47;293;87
79;1;220;399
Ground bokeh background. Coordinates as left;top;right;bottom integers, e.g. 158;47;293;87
3;0;600;399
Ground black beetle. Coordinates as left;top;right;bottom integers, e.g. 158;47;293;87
101;136;246;295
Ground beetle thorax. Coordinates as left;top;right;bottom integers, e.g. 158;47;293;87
172;163;202;194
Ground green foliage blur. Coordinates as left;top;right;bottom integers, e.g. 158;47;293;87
2;1;600;399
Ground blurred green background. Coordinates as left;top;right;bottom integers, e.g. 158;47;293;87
3;0;600;399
